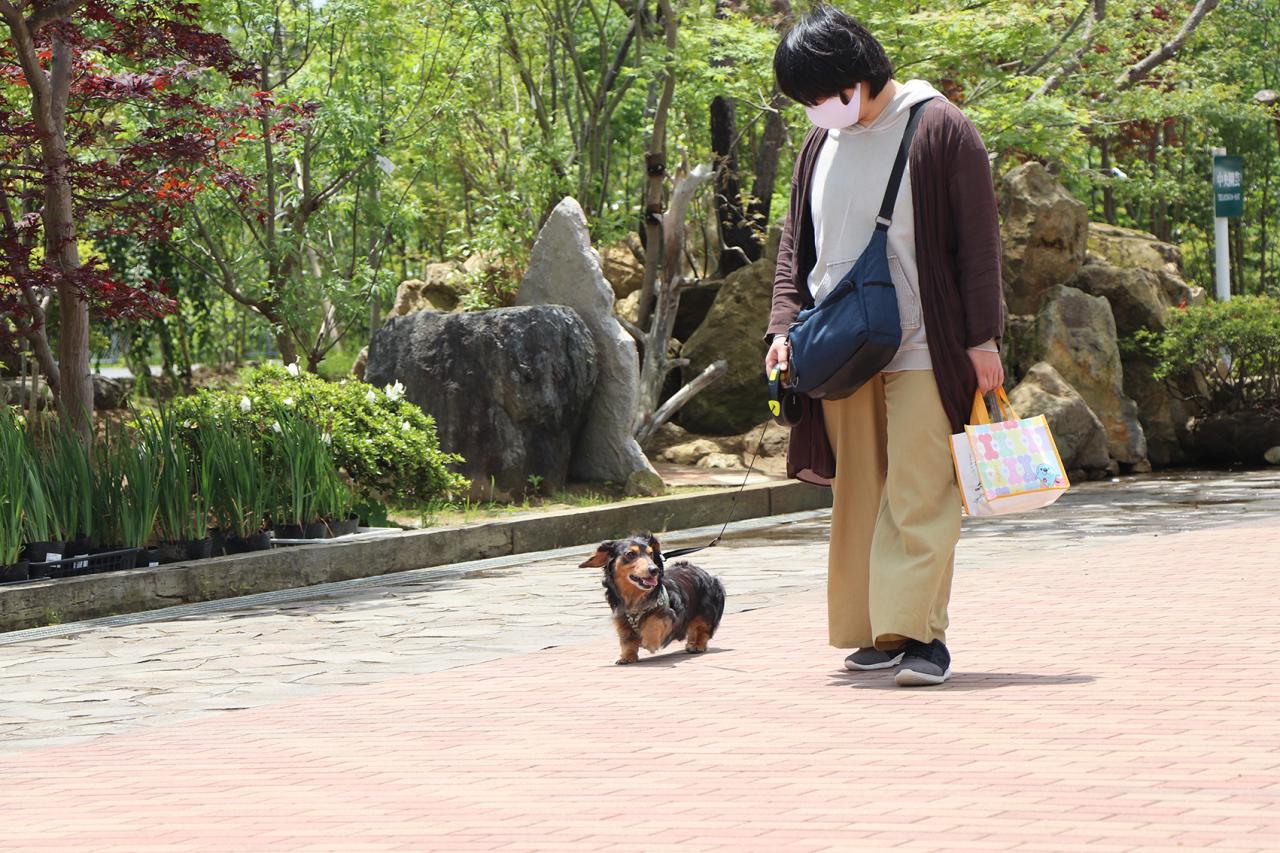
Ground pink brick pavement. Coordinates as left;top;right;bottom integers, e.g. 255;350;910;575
2;520;1279;852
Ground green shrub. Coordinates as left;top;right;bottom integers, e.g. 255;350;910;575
1138;295;1280;415
169;365;467;503
0;410;27;564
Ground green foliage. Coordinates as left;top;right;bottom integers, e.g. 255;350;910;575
200;415;273;539
169;364;467;503
145;408;212;543
1139;295;1280;414
0;410;27;564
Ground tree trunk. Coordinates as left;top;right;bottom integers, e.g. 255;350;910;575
636;0;680;332
710;95;756;276
748;93;788;244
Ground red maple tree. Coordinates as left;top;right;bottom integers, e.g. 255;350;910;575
0;1;286;436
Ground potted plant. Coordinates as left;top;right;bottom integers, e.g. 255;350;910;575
39;421;95;559
19;430;62;564
116;419;163;568
0;410;29;583
203;418;272;552
149;410;213;564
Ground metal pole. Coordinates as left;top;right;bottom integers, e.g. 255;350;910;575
1212;146;1231;301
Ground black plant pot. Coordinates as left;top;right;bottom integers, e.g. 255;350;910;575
155;541;188;565
224;531;272;554
209;528;226;557
66;535;92;559
303;521;331;540
329;516;359;537
0;561;30;584
22;540;67;563
273;523;306;540
185;538;214;561
132;547;161;569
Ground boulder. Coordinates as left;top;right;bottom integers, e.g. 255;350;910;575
1035;285;1147;466
674;281;721;341
679;257;775;435
92;375;133;411
999;162;1088;314
1008;362;1112;476
516;197;657;485
615;290;641;327
364;306;598;501
601;237;645;299
1069;261;1169;336
0;377;53;410
1121;350;1195;468
1188;410;1280;466
391;263;463;317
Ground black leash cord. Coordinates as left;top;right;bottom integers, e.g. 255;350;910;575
660;420;771;562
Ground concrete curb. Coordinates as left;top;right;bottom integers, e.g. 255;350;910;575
0;481;831;633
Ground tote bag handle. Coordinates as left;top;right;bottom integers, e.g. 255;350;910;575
969;387;1019;425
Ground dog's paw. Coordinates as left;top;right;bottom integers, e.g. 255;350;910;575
685;644;707;654
615;656;638;665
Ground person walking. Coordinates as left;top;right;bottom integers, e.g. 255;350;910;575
763;6;1005;686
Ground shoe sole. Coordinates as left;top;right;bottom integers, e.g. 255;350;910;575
895;665;952;687
844;652;905;672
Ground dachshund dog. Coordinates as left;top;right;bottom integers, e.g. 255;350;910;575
580;533;725;665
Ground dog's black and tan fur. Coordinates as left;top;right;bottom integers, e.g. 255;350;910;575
580;533;726;665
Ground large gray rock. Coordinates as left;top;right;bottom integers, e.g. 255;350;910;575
1121;351;1195;468
1070;261;1170;337
679;257;774;435
1035;285;1147;466
1000;162;1089;314
391;263;464;317
1088;222;1204;310
601;236;645;299
92;375;132;410
516;197;657;485
1008;362;1112;475
0;377;53;410
1188;411;1280;466
364;306;598;501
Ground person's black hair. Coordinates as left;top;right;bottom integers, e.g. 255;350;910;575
773;5;894;106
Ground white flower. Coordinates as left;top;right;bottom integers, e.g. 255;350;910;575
384;380;405;402
239;396;252;413
320;433;332;445
401;420;411;432
184;419;197;430
271;421;282;433
286;362;300;377
283;397;295;407
365;389;378;404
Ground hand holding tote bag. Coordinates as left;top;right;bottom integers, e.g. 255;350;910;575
950;388;1070;517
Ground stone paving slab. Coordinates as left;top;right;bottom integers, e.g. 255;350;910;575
0;472;1278;850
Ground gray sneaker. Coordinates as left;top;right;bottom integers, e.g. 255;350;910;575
843;647;905;671
894;640;952;686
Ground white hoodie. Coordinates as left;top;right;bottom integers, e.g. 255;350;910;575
807;79;995;372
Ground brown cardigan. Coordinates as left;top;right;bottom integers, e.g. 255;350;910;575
766;98;1004;486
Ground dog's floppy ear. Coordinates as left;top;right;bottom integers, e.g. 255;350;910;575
579;541;614;569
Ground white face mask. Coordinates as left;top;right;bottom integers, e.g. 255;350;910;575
804;85;862;130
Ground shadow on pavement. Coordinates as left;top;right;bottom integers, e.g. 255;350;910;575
828;671;1096;691
605;647;736;668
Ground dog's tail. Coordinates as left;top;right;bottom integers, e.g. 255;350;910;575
706;575;726;636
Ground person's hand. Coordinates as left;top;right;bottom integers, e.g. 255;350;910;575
968;348;1005;394
765;336;790;377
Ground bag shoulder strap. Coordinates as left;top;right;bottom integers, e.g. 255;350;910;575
875;98;934;233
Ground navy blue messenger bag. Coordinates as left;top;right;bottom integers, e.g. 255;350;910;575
785;98;931;400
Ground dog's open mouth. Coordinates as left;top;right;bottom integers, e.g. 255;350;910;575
629;574;659;590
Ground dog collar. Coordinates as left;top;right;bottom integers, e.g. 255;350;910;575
624;585;670;632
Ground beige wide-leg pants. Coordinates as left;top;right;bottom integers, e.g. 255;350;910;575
821;370;961;650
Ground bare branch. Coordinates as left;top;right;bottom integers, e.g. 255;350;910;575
1114;0;1220;92
635;359;727;446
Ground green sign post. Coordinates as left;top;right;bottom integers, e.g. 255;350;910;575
1213;155;1244;218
